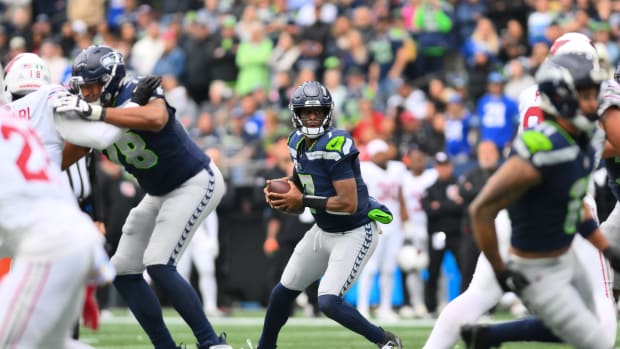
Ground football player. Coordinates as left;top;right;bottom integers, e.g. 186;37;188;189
0;113;114;348
357;138;408;321
258;81;402;349
423;32;618;349
3;52;124;334
470;51;620;349
52;45;230;349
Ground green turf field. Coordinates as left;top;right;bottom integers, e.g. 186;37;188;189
79;308;597;348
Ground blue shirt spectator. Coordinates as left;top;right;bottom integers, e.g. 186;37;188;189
476;72;519;153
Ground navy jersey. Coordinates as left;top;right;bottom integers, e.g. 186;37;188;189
508;121;595;252
102;78;210;195
288;129;372;232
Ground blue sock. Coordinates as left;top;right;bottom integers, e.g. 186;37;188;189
147;264;220;348
258;283;301;349
318;294;384;344
487;316;562;345
113;274;176;349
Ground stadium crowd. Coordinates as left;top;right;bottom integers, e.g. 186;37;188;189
3;0;620;321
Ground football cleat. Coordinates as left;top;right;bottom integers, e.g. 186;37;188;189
208;332;233;349
461;324;495;349
377;330;403;349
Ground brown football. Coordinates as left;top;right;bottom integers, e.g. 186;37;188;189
268;179;291;194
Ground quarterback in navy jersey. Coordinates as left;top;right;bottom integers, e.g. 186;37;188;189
470;52;620;348
258;81;402;349
52;45;230;349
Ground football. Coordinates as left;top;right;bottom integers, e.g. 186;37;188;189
268;179;291;194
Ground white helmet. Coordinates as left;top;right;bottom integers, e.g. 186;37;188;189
3;53;50;102
550;32;598;58
397;245;429;272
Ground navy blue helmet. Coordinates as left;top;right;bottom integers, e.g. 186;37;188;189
70;45;126;107
536;51;606;133
289;81;334;138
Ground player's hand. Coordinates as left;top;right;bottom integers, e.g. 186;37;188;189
268;181;303;213
263;237;279;255
131;75;161;105
82;285;100;330
603;244;620;271
496;268;529;294
54;94;105;121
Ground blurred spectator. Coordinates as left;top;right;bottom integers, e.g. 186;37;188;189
209;15;239;85
339;68;372;132
498;19;529;63
413;0;454;77
339;29;371;78
296;4;331;78
269;30;301;79
503;58;536;102
386;78;429;121
400;146;437;318
295;0;338;27
68;0;105;28
235;22;272;96
236;4;263;42
182;13;218;105
462;18;499;68
57;21;77;58
592;21;619;67
352;99;386;146
457;140;500;292
464;40;496;103
152;29;186;80
443;93;473;164
421;151;463;316
161;75;199;129
350;6;374;43
31;13;53;53
322;68;347;118
526;0;554;46
475;72;518;155
40;39;70;84
454;0;487;48
8;6;33;51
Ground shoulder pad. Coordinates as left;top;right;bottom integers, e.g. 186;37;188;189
317;130;356;156
520;129;553;154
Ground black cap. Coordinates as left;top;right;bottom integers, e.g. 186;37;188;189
434;152;450;164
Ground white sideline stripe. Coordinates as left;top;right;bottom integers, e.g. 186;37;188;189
100;316;438;327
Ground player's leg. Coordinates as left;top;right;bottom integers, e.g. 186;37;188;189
514;251;614;349
112;194;176;349
423;252;503;349
258;224;328;349
0;250;91;349
317;222;399;347
600;201;620;298
355;231;383;317
424;239;445;315
376;229;403;320
145;167;227;349
191;229;219;315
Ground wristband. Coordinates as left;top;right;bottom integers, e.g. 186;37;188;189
100;107;107;121
578;218;598;238
302;195;328;211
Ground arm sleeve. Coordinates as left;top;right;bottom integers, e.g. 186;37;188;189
54;115;126;149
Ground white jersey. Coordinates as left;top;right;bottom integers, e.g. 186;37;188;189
0;116;100;256
8;84;126;167
517;85;544;134
360;160;408;226
402;168;438;232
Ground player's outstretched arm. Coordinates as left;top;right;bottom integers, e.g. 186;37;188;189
470;156;540;274
102;98;168;132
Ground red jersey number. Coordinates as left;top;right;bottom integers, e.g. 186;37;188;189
1;123;50;181
522;106;544;130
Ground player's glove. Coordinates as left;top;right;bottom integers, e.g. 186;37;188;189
603;244;620;271
131;75;161;105
82;285;100;331
53;94;105;121
496;267;529;294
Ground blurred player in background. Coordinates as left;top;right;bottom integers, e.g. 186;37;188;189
469;50;618;349
53;45;230;349
258;81;402;349
0;112;114;348
357;138;408;321
399;146;436;318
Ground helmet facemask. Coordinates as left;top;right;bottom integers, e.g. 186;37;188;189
289;81;334;138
